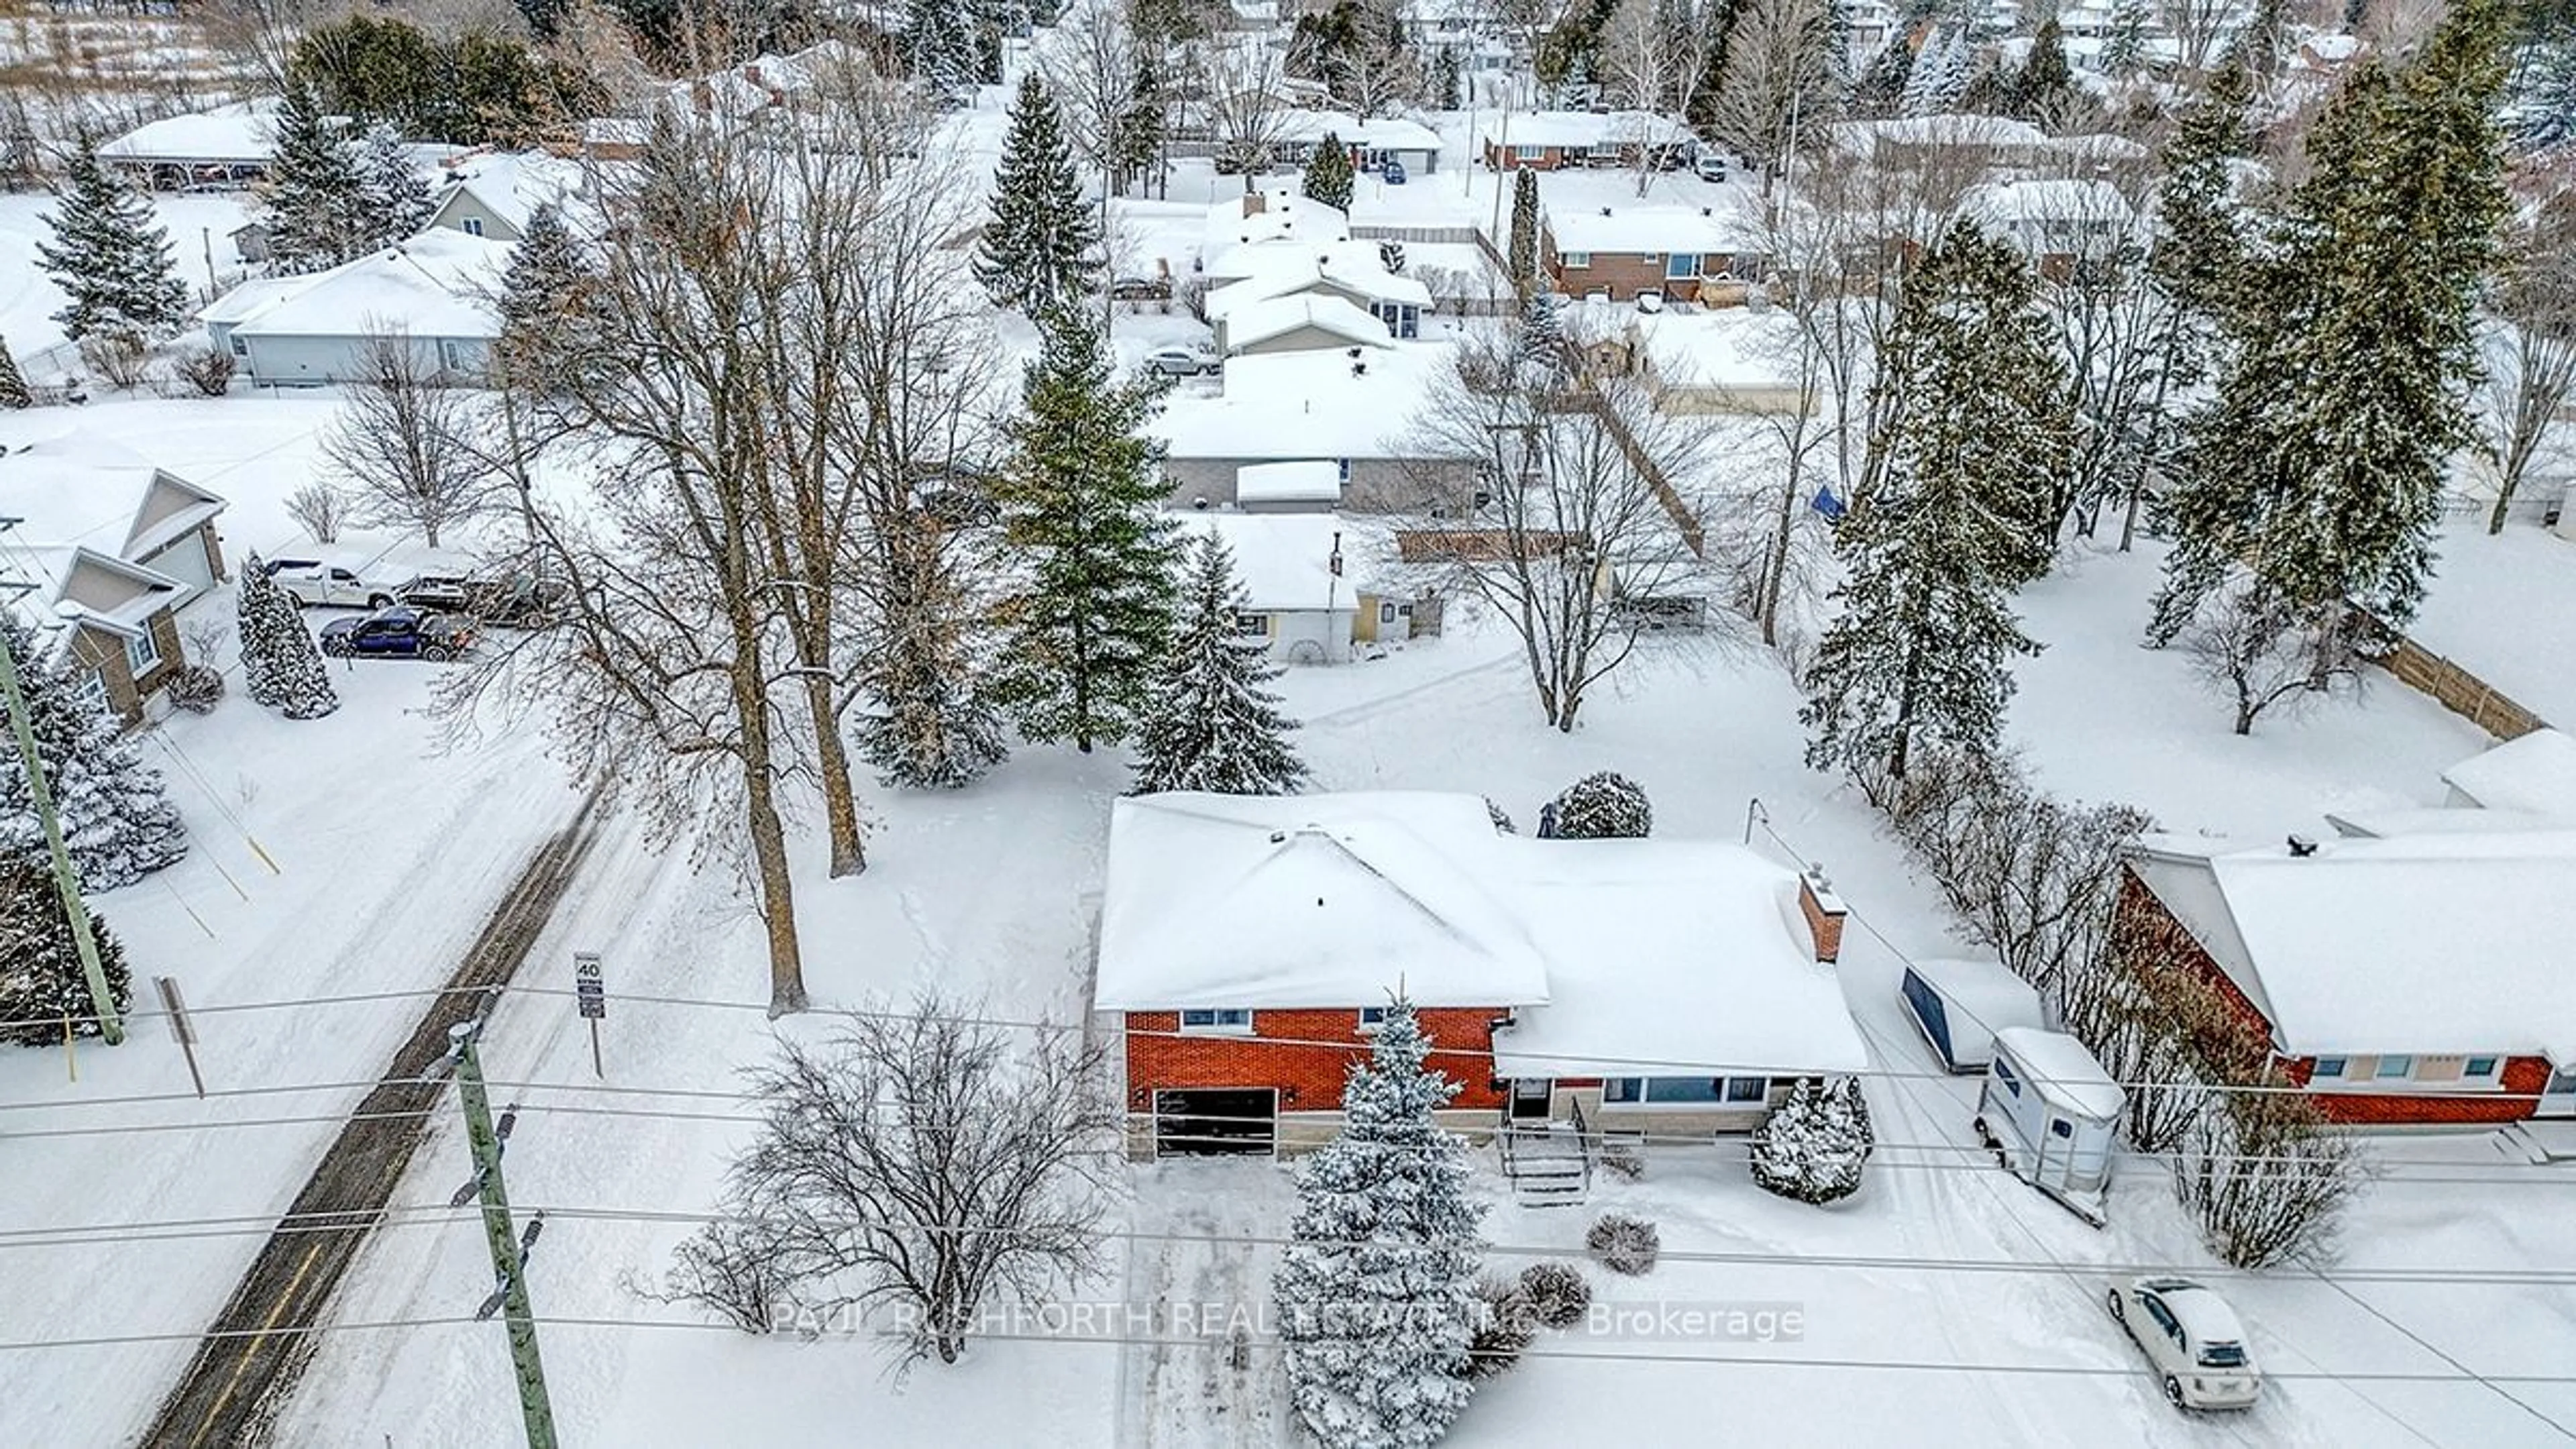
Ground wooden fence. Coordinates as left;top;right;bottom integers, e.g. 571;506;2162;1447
2374;633;2549;741
1350;224;1482;245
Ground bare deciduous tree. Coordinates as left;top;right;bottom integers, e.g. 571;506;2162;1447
1197;39;1294;189
1703;0;1841;192
709;999;1118;1365
285;481;350;545
2479;176;2576;535
1597;0;1723;193
1409;330;1719;731
321;327;495;549
2179;572;2361;736
2174;1081;2369;1269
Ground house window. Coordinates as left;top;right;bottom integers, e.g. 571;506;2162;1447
439;339;470;372
2374;1055;2414;1081
462;217;485;237
75;670;109;718
2311;1057;2347;1080
1179;1008;1252;1033
126;630;160;677
227;334;248;358
1666;253;1697;280
1358;1006;1388;1033
1560;251;1591;268
1994;1057;2023;1097
1602;1077;1642;1103
1513;144;1543;162
2416;1055;2466;1083
1379;602;1398;624
1723;1076;1769;1104
1234;611;1269;638
1336;458;1352;483
2465;1056;2500;1079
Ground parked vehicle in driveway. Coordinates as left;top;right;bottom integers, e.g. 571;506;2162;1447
318;607;475;661
2106;1277;2261;1410
1142;345;1220;377
392;573;474;613
1110;274;1171;301
264;557;396;610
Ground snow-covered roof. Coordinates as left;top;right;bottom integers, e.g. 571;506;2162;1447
1235;460;1343;506
4;545;184;650
1491;841;1871;1079
2129;831;2576;1061
1545;200;1759;258
428;150;587;236
199;274;323;327
1223;294;1395;353
1481;110;1694;151
1205;241;1432;313
100;100;278;164
1827;114;2048;156
1962;177;2135;231
1905;957;2046;1046
1201;189;1350;258
0;421;224;563
1181;513;1350;610
2441;729;2576;818
2323;806;2570;839
1277;109;1442;152
225;229;511;341
1096;792;1552;1010
1151;345;1460;462
1992;1028;2124;1120
1622;307;1802;389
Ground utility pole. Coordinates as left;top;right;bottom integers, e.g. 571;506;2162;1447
0;588;122;1045
448;1020;558;1449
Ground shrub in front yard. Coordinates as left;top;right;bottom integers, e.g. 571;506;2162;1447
1517;1261;1590;1329
1464;1274;1536;1382
1749;1077;1874;1205
1550;771;1652;839
1585;1213;1660;1276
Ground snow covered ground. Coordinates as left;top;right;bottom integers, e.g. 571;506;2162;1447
2410;518;2576;729
0;189;259;369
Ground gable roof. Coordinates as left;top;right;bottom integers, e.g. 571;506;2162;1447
1201;188;1350;258
223;229;511;341
100;100;278;164
1150;345;1460;462
2128;831;2576;1062
1181;512;1348;610
1223;293;1396;352
2441;729;2576;817
1544;201;1759;257
0;421;226;561
427;150;588;237
1205;241;1433;315
1480;109;1694;151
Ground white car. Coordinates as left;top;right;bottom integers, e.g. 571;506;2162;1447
264;557;396;610
2106;1277;2261;1411
1142;345;1219;377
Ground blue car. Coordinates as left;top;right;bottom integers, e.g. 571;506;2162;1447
319;606;476;661
1382;159;1408;185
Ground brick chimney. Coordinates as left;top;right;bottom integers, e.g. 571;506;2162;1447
1798;864;1846;965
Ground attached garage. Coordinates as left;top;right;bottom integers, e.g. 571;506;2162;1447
1153;1088;1276;1157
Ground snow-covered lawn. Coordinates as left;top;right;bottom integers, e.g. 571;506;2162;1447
0;190;258;368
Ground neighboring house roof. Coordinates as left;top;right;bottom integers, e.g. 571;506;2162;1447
1206;242;1432;315
1619;307;1803;390
1480;110;1694;151
2441;729;2576;817
2127;830;2576;1063
427;150;587;237
1181;512;1349;610
1097;792;1553;1010
221;229;511;342
1277;109;1443;152
0;421;227;563
199;274;323;329
1201;188;1350;258
1826;114;2049;156
2323;806;2571;839
1545;201;1759;257
1235;460;1344;507
1222;294;1396;354
99;100;278;164
1962;177;2137;244
1151;345;1458;461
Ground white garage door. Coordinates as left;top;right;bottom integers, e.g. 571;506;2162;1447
145;534;215;605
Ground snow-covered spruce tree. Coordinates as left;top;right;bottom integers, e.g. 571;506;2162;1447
493;203;600;392
2098;0;2149;79
353;121;432;250
2514;40;2576;153
906;0;983;91
2011;17;2081;129
1550;771;1650;839
261;82;368;276
1749;1076;1874;1204
1801;221;2070;786
1517;290;1563;371
1898;28;1969;117
2148;0;2510;643
33;142;190;343
992;307;1178;752
0;615;186;892
975;73;1102;313
853;534;1010;790
1849;35;1915;119
236;553;340;720
0;854;131;1047
1130;530;1305;795
1303;132;1354;212
1273;999;1484;1449
0;337;28;408
1507;167;1539;292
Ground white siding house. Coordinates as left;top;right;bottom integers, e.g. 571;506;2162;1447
201;230;511;387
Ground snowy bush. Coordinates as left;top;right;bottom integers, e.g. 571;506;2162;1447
237;553;339;720
0;855;132;1046
285;484;348;545
1485;796;1517;834
1749;1077;1874;1205
1550;771;1652;839
1463;1274;1536;1382
657;1212;804;1335
0;614;188;890
1585;1213;1660;1276
165;663;226;714
1517;1262;1590;1329
1597;1137;1645;1181
177;344;235;397
78;328;149;389
2174;1083;2369;1269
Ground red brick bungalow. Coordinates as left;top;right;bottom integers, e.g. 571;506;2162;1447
1094;792;1866;1161
2122;833;2576;1127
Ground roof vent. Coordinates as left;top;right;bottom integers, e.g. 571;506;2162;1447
1701;206;1712;217
1269;830;1287;843
2287;834;2318;858
1599;206;1613;217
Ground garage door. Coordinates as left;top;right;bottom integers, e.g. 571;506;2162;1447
144;535;214;606
1154;1089;1276;1157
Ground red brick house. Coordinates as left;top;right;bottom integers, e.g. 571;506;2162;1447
2122;834;2576;1128
1477;110;1695;172
1094;792;1867;1165
1541;202;1766;304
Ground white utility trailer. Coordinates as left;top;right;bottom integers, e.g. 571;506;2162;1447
1973;1026;2123;1226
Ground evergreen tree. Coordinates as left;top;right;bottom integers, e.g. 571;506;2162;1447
0;615;186;892
1273;999;1483;1449
1435;43;1462;108
2512;42;2576;151
262;83;369;275
991;309;1178;752
2012;17;2080;128
1304;131;1356;211
494;203;600;391
0;855;131;1047
1114;57;1167;195
237;553;341;720
0;337;29;409
32;142;190;342
353;120;432;250
516;0;572;42
1130;531;1305;796
1507;167;1540;293
2099;0;2151;78
1900;28;1970;115
1550;770;1650;837
906;0;982;90
1802;221;2072;783
1851;35;1916;118
853;536;1010;790
2149;0;2512;641
1517;290;1564;372
1749;1076;1874;1204
976;74;1102;313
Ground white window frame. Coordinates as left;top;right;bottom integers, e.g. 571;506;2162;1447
461;216;484;237
1560;250;1591;268
1233;611;1269;639
1513;144;1543;162
1178;1008;1254;1034
1357;1006;1388;1033
2464;1055;2502;1081
75;669;110;717
2310;1056;2348;1080
125;629;159;677
2373;1054;2415;1081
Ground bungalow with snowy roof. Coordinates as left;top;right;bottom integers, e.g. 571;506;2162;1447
99;100;278;189
1570;305;1817;416
1962;177;2137;274
0;423;229;724
1176;513;1358;662
1095;791;1868;1182
1540;199;1767;304
1204;240;1432;343
1273;109;1444;176
200;229;511;387
2120;833;2576;1128
425;151;588;244
1148;347;1480;513
1201;188;1350;263
1479;111;1697;172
